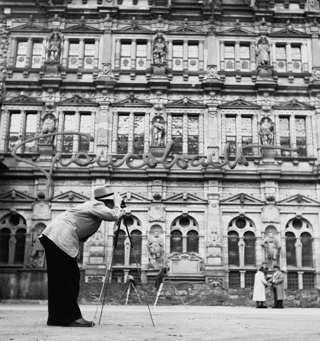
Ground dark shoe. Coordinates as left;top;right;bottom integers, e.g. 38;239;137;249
67;318;95;327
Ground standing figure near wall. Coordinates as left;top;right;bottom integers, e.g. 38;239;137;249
41;115;56;144
28;228;46;268
147;231;164;269
255;35;270;66
47;32;62;63
261;232;281;268
152;35;167;65
153;118;165;146
259;118;274;145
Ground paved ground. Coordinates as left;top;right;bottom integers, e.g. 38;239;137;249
1;304;319;341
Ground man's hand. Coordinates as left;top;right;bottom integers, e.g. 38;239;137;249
113;193;123;207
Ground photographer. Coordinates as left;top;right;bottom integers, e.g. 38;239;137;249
39;186;125;327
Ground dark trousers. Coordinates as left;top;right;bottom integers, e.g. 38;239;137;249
272;286;283;308
40;235;82;326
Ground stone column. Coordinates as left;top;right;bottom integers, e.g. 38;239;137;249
239;237;245;267
74;110;80;152
311;32;320;69
182;235;187;252
221;113;226;152
298;271;304;290
111;111;118;153
315;109;320;161
56;111;64;152
114;39;121;69
296;237;302;268
167;113;172;141
94;39;99;69
9;38;17;67
274;113;281;156
199;112;204;154
207;105;219;153
236;113;242;148
89;111;95;153
272;43;277;69
301;43;308;72
207;35;216;66
250;42;256;71
306;115;314;157
286;43;292;72
167;39;173;69
144;111;150;153
220;41;225;70
25;38;32;68
62;39;69;68
0;109;8;152
240;270;246;289
252;113;259;155
131;39;136;70
183;40;188;71
199;41;204;71
182;111;188;153
235;42;240;71
146;39;152;69
289;115;297;156
79;39;85;68
128;111;134;152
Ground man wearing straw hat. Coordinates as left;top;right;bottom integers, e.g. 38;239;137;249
40;186;125;327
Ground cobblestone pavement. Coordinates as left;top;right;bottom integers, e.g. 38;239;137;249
1;304;319;341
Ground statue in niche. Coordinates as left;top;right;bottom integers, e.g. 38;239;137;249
47;32;62;63
259;118;274;146
255;35;270;66
152;35;167;65
261;231;281;268
27;227;46;268
41;115;56;144
147;231;164;269
153;118;165;146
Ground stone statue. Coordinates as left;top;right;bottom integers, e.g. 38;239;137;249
147;231;164;269
152;35;167;65
261;232;281;268
255;35;270;66
48;33;62;63
259;118;274;145
153;118;165;146
28;228;45;268
41;116;56;144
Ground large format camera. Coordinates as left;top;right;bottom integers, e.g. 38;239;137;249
120;199;126;209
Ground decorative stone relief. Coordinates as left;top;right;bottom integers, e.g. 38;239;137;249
148;204;165;222
147;225;164;269
32;201;51;220
262;204;280;223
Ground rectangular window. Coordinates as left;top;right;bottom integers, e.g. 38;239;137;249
133;115;145;154
172;115;183;154
292;46;302;73
24;113;37;153
31;42;43;68
244;271;255;288
276;46;287;73
225;116;236;156
117;114;129;154
188;115;199;155
224;44;235;71
295;117;307;157
172;44;183;71
79;114;91;152
279;117;290;156
120;43;131;70
69;42;80;69
84;42;95;69
188;44;199;71
303;273;314;289
229;271;241;288
7;113;21;152
16;41;27;68
136;43;147;70
240;45;250;71
241;117;253;156
287;272;299;290
62;114;75;153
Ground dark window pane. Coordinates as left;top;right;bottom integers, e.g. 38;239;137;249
113;230;126;265
187;230;199;253
229;271;240;288
244;232;255;266
172;137;182;154
301;233;313;267
245;271;255;288
133;115;145;155
286;232;296;267
287;272;298;290
14;228;26;264
303;273;314;289
228;231;239;266
188;136;198;155
170;230;182;253
242;137;252;156
296;137;307;157
280;137;290;156
117;135;128;154
62;135;73;153
111;270;124;283
0;228;11;264
130;230;142;264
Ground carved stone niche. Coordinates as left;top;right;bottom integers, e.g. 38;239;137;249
168;253;203;275
262;204;280;223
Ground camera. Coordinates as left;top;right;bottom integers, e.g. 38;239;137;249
120;199;126;208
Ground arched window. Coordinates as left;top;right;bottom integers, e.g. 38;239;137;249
286;232;296;267
187;230;199;253
170;230;182;253
301;232;312;267
113;230;126;265
130;230;142;264
14;228;26;264
244;231;255;266
228;231;239;266
0;228;11;264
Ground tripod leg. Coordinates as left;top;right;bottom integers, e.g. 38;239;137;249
131;283;143;305
118;285;129;304
125;284;131;305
